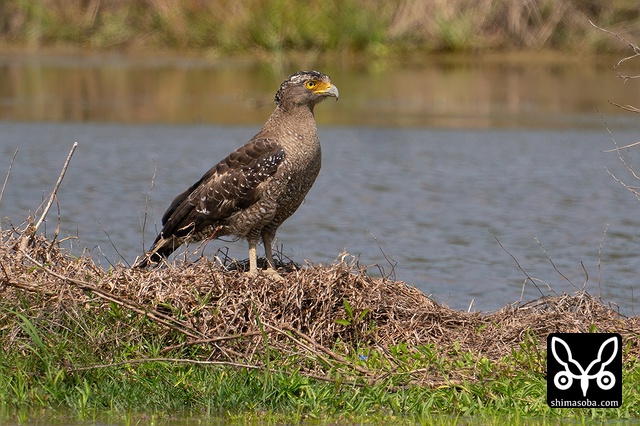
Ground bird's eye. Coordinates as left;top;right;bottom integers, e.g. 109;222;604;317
305;80;317;89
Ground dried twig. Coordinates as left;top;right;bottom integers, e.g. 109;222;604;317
17;249;205;339
283;325;373;377
0;149;19;230
18;143;78;251
140;161;158;251
607;100;640;114
69;356;365;386
602;139;640;152
490;232;546;300
34;142;78;232
589;20;640;73
534;236;578;291
69;357;270;373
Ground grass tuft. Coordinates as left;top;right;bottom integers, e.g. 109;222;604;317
0;225;639;423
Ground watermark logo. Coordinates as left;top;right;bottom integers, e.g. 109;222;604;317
547;333;622;408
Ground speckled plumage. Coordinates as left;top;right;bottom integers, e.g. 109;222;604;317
134;71;339;274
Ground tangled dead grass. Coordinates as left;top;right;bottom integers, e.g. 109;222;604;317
1;227;639;387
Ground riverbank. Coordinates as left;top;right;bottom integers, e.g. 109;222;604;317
1;0;638;57
1;223;639;424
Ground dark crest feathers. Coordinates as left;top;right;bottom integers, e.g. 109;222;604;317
274;70;325;106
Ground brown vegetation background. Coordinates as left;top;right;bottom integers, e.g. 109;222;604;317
0;0;639;54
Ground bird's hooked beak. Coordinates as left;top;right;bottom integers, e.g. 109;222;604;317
314;82;339;100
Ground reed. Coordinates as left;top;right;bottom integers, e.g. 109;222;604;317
0;0;638;54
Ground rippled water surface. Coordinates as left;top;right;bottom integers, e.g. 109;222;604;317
1;53;639;314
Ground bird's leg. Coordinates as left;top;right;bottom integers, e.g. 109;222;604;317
262;232;284;281
247;239;259;276
263;234;277;270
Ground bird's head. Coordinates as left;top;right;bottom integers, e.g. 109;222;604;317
274;70;339;110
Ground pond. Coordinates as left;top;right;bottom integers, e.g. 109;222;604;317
1;52;639;315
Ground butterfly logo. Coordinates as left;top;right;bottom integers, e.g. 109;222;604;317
550;335;618;397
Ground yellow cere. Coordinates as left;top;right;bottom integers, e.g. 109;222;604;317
305;80;331;93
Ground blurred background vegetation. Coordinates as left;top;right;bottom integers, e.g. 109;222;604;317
0;0;638;56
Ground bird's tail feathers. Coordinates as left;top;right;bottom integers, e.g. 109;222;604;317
132;236;178;268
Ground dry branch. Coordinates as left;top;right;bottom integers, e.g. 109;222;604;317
0;149;18;232
34;142;78;232
591;24;640;205
17;143;78;251
16;248;205;340
590;20;640;73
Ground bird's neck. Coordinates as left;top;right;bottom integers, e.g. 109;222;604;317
273;102;316;119
264;105;318;140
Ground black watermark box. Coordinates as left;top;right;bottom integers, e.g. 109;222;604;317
547;333;622;408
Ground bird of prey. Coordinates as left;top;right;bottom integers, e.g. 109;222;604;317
134;70;339;277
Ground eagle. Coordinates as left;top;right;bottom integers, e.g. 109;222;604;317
133;70;339;277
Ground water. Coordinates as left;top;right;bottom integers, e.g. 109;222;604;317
1;53;639;315
2;121;639;314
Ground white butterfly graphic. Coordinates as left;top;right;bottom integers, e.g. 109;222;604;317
551;336;618;397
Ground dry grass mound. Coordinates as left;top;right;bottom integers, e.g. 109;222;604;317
1;228;638;386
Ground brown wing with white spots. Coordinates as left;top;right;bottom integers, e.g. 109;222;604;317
156;138;285;242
